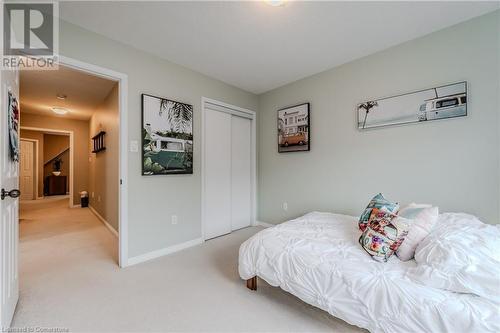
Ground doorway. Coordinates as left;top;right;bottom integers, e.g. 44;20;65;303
0;58;129;328
201;98;256;240
19;139;37;200
20;129;73;207
17;58;128;267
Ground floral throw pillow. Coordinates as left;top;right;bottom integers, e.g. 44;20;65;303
359;208;410;262
359;193;399;232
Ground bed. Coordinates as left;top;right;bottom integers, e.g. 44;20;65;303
239;212;499;333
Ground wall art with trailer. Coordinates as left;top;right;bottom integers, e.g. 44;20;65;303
142;94;193;175
357;81;467;130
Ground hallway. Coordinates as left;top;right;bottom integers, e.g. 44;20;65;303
20;197;115;245
16;197;118;328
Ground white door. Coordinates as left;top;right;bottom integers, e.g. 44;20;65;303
0;70;20;328
204;109;232;239
19;140;34;200
231;116;252;230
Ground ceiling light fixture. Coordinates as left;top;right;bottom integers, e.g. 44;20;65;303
52;107;69;115
266;0;285;6
56;94;67;100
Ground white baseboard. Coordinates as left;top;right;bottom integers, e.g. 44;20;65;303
255;221;275;228
127;237;204;267
89;205;119;238
71;204;81;208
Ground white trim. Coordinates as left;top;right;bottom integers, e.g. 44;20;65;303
127;238;204;266
203;100;254;119
71;204;81;208
89;205;118;238
201;97;257;241
255;221;275;228
203;97;256;118
19;138;39;200
56;56;129;268
20;127;74;209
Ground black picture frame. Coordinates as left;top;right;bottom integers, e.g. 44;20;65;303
141;93;193;175
277;102;310;153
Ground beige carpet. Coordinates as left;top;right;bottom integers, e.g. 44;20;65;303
13;197;364;332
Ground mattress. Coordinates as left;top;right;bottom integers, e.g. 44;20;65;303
238;212;499;333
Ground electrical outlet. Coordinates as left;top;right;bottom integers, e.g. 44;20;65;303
283;202;288;211
171;215;178;225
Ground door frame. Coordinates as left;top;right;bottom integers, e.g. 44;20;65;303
20;128;73;206
21;56;129;268
59;56;129;268
201;97;257;241
19;138;39;200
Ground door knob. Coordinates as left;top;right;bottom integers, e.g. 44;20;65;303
1;189;20;200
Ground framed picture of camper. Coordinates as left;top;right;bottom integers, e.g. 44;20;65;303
278;103;310;153
357;81;467;130
141;94;193;175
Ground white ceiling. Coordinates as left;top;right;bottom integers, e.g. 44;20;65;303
60;1;499;94
21;65;117;120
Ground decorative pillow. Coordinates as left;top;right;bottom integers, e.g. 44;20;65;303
395;204;439;261
359;193;399;232
359;208;410;262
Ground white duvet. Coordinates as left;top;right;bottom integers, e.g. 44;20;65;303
408;213;500;304
238;212;499;333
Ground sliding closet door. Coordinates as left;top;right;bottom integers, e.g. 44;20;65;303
231;116;252;230
204;109;232;239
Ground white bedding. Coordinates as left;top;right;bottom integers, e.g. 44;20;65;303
408;213;500;304
238;212;499;333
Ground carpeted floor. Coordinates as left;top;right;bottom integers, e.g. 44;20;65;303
13;197;364;332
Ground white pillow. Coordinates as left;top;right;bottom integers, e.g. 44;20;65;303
406;213;500;304
396;204;439;261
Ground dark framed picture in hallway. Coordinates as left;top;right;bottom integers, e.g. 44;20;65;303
141;94;193;175
278;103;310;153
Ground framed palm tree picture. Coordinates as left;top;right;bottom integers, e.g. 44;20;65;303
141;94;193;175
357;81;467;130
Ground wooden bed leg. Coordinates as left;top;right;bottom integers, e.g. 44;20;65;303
246;276;257;291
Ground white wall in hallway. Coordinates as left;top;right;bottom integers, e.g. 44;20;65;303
89;84;119;232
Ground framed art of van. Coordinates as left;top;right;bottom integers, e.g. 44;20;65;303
357;81;467;130
278;103;310;153
141;94;193;175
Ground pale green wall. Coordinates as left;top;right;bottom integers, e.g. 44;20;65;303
59;21;259;258
58;10;499;262
257;11;500;224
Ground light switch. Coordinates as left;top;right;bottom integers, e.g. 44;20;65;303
130;140;139;152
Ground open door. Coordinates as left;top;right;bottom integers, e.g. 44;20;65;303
0;68;20;328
